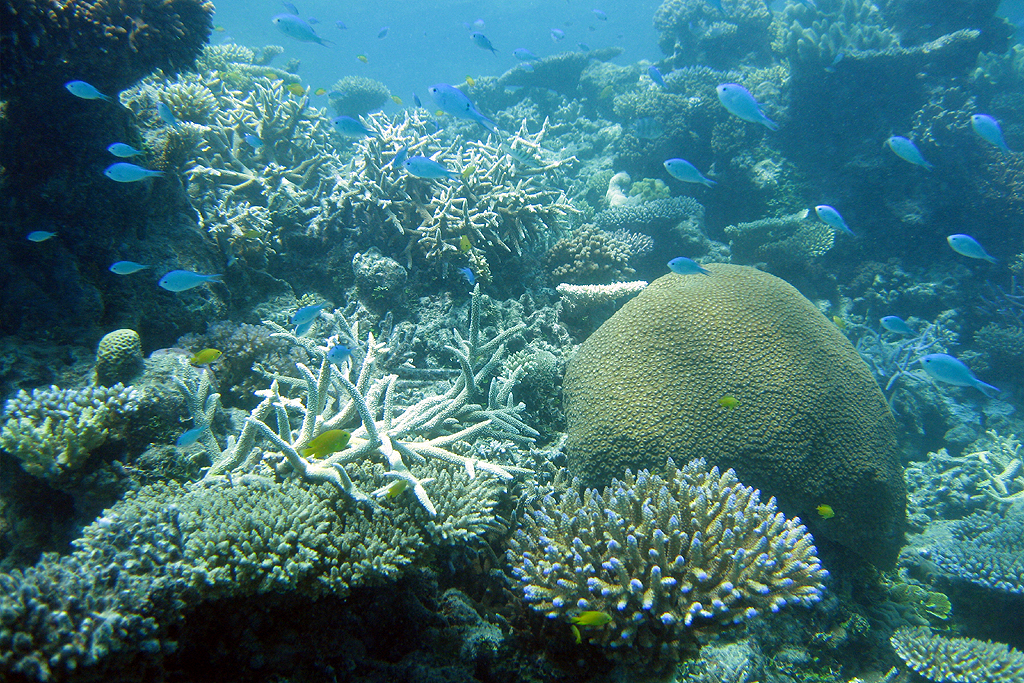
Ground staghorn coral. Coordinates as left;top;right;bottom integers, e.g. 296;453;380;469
725;209;834;268
543;225;647;285
563;264;906;564
508;458;827;665
891;626;1024;683
327;76;391;118
0;384;138;487
327;112;578;278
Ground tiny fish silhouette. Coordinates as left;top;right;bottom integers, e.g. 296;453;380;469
331;115;377;137
648;65;667;89
109;260;151;275
457;267;475;285
471;32;497;54
273;13;333;46
814;205;854;236
158;270;223;292
104;163;164;182
176;426;207;447
403;155;456;179
27;231;56;242
107;143;143;158
920;353;999;397
668;256;711;275
970;114;1012;154
664;158;715;187
157;101;178;127
880;316;913;335
327;343;353;366
513;47;538;61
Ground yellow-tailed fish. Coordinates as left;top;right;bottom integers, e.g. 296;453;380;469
466;76;476;86
314;88;327;96
571;624;581;644
357;54;368;63
718;395;739;410
240;229;261;239
816;504;835;519
461;164;476;179
189;348;222;366
435;110;445;117
598;85;615;99
459;235;472;252
213;25;226;32
300;429;351;458
832;316;846;330
571;611;612;627
391;95;403;105
286;83;306;96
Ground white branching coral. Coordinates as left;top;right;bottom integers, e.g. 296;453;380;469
177;285;536;515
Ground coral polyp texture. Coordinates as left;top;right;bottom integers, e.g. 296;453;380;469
507;458;827;665
890;626;1024;683
562;264;906;564
0;384;138;487
925;505;1024;595
0;0;214;97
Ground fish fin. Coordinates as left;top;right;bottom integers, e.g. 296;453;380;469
477;116;499;134
976;381;1000;398
208;273;225;283
762;117;779;131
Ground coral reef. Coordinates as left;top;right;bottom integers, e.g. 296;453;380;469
543;225;649;285
555;281;648;314
508;458;827;666
95;329;144;387
563;264;906;564
919;505;1024;595
1;384;139;488
725;209;835;269
891;626;1024;682
327;76;391;118
654;0;774;70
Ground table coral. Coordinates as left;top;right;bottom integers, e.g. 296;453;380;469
891;626;1024;683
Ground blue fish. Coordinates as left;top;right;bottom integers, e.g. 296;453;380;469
413;93;423;108
243;134;263;148
294;319;315;336
273;13;333;46
64;80;111;101
336;20;347;29
920;354;999;398
107;142;143;158
282;1;298;14
291;302;327;327
428;84;497;133
707;0;727;15
176;426;207;447
513;47;538;61
648;66;668;89
947;234;996;263
26;231;56;242
109;260;151;275
388;144;409;170
814;205;855;236
593;9;608;20
880;316;913;335
331;115;377;138
155;101;179;127
578;42;591;51
471;32;497;54
970;114;1012;154
824;51;844;73
668;257;711;275
158;270;223;292
104;162;164;182
307;17;318;25
716;83;777;130
550;28;565;42
886;136;932;170
403;156;455;179
664;158;715;187
378;26;389;39
629;117;663;139
327;343;353;366
457;267;475;285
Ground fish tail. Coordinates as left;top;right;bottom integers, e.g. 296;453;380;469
762;117;779;131
477;116;499;134
976;381;1000;398
703;178;717;187
316;37;335;47
208;273;225;283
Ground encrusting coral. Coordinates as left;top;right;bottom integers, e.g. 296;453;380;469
508;458;827;666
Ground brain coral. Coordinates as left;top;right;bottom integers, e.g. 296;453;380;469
563;264;905;564
95;328;143;386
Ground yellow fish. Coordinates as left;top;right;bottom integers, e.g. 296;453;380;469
285;83;306;96
300;429;351;458
189;348;222;366
816;504;835;519
357;54;368;63
571;611;612;627
571;624;582;644
383;479;409;498
465;75;476;86
459;235;472;252
240;229;261;239
718;395;739;410
213;25;226;32
314;88;327;96
832;316;846;330
598;85;615;99
391;95;403;105
461;164;476;180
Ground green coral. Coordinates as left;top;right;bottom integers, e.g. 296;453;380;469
0;384;139;488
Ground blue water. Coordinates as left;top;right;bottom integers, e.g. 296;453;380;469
212;0;662;103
